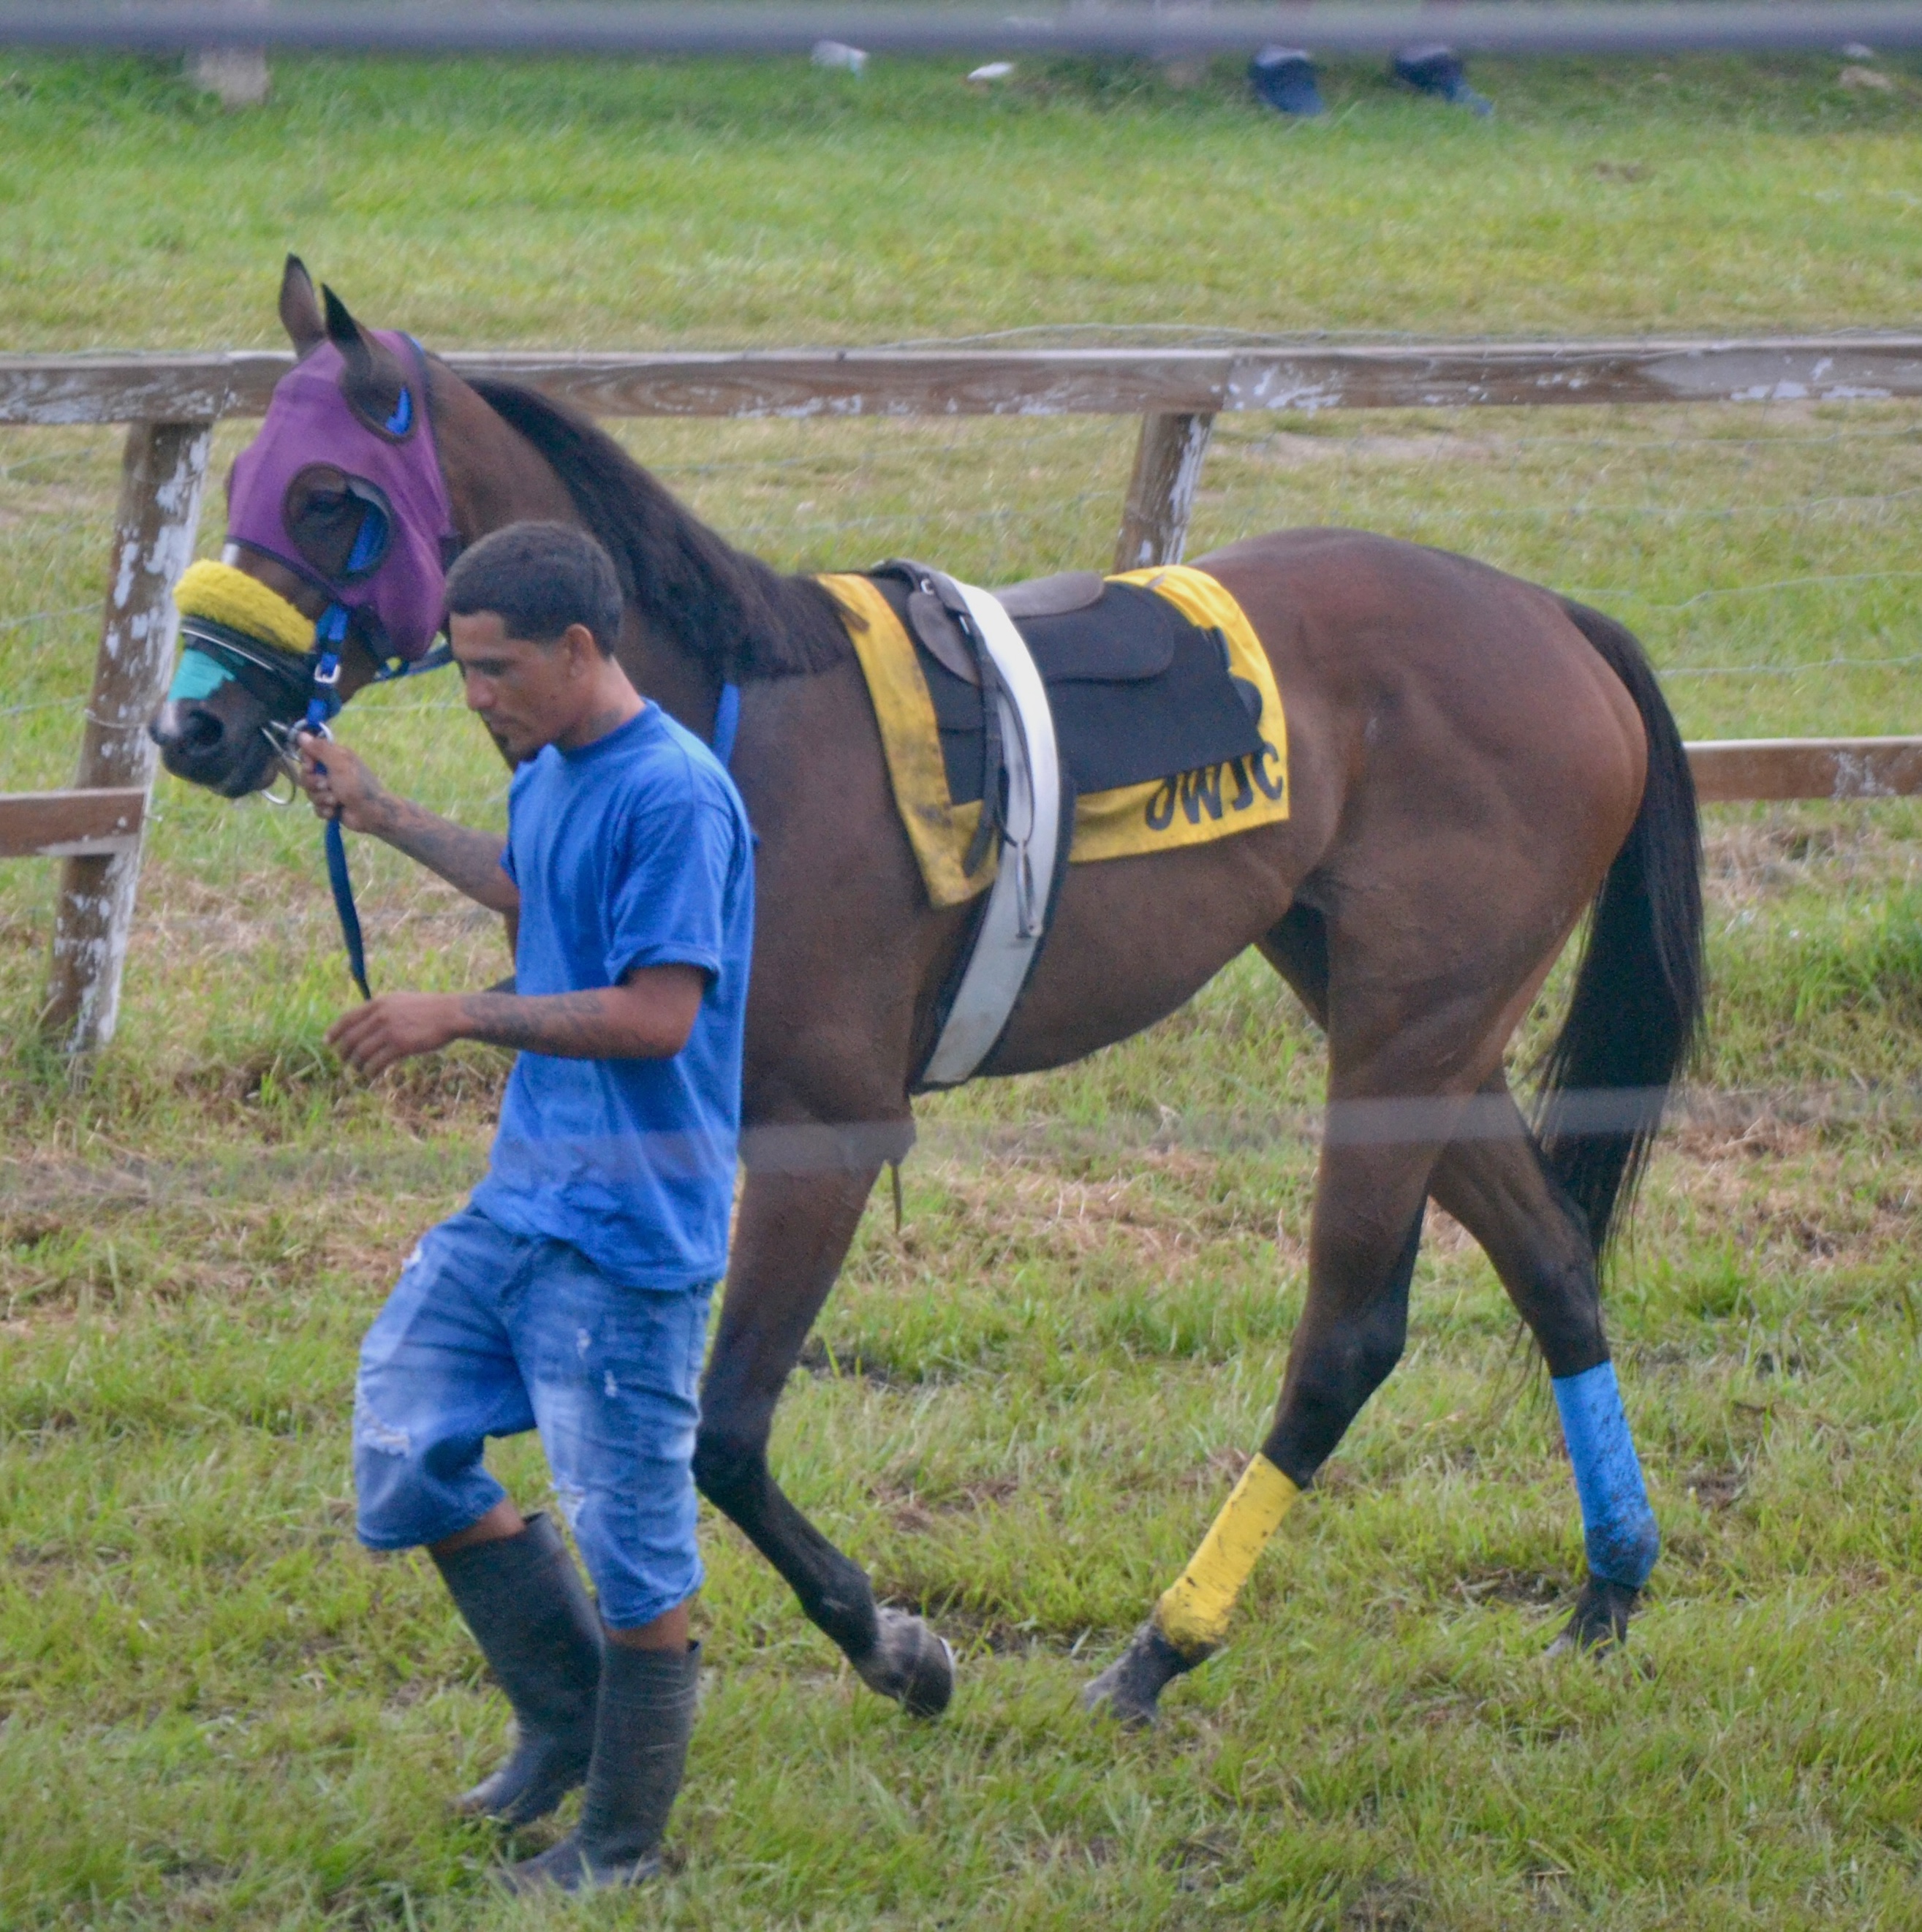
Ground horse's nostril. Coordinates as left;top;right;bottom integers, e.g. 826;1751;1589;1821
149;701;227;760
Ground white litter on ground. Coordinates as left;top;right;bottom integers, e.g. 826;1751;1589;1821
811;39;869;72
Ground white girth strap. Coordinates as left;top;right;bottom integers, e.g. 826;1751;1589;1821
920;580;1064;1088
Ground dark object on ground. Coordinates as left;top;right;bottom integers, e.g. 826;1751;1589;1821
1249;45;1324;117
1393;42;1494;116
504;1640;702;1893
433;1513;603;1826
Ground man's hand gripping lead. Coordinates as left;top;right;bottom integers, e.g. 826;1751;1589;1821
292;731;512;1075
295;730;389;836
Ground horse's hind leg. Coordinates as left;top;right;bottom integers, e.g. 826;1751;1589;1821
1428;1082;1659;1653
1083;1012;1453;1726
692;1163;955;1717
1083;882;1657;1724
1267;909;1658;1654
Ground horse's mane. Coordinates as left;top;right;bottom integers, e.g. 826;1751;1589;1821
466;377;850;681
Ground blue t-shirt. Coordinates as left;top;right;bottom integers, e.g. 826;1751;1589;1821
469;705;754;1289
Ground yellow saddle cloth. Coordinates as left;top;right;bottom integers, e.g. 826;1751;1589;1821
820;565;1290;910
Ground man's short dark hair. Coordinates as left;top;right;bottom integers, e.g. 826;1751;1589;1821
445;521;624;655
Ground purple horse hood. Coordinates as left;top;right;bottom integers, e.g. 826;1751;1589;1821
225;330;456;664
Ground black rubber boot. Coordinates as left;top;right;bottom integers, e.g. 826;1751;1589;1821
432;1513;602;1826
504;1639;702;1893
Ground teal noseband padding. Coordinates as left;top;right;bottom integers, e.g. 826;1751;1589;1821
167;648;234;702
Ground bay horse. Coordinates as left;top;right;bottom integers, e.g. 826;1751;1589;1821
151;260;1702;1727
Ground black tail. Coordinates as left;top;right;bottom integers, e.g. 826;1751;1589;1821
1535;599;1705;1259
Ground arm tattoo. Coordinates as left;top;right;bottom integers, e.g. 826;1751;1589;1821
368;790;517;912
457;989;640;1058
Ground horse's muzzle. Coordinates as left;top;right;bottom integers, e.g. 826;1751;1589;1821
149;700;279;798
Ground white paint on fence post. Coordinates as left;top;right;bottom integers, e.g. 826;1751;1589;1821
42;419;211;1056
1113;409;1217;572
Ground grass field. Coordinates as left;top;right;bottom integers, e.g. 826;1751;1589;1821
4;50;1922;1931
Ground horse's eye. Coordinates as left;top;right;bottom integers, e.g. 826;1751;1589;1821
283;465;393;583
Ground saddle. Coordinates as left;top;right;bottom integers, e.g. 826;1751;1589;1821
871;559;1268;822
820;561;1291;1089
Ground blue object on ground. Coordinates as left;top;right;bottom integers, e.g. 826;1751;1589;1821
1393;42;1494;116
1249;45;1324;117
1552;1360;1661;1589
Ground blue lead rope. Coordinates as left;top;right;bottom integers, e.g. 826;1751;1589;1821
324;817;371;1001
313;664;741;1006
305;604;372;1002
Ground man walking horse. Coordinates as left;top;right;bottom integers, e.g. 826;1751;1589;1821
151;260;1702;1743
296;522;754;1890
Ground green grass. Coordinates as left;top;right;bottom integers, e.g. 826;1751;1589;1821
4;50;1922;1931
3;50;1922;346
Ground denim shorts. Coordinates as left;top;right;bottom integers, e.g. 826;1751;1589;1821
352;1202;714;1630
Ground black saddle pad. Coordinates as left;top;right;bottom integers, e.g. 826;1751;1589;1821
872;577;1267;803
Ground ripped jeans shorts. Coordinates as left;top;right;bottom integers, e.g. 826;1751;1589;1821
352;1203;714;1631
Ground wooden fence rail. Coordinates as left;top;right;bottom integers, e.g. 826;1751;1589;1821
7;335;1922;428
3;336;1920;1053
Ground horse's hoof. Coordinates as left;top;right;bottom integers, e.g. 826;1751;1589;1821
1080;1621;1199;1729
854;1607;956;1717
1546;1575;1640;1656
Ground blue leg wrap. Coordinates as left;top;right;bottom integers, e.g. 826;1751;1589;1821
1552;1360;1660;1589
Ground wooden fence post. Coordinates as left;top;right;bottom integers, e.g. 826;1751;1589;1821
1113;409;1217;572
42;420;212;1055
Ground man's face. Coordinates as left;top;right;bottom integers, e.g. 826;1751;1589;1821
450;610;593;765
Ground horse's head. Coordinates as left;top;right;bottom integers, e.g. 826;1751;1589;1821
149;257;458;795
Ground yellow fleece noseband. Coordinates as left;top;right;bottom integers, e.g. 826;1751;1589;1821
173;559;314;658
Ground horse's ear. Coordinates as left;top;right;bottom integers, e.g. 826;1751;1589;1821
322;283;412;434
279;254;325;357
322;282;366;355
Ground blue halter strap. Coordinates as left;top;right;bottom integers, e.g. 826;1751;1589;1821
712;682;741;768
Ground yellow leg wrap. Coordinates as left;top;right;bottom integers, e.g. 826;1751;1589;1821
1154;1452;1300;1655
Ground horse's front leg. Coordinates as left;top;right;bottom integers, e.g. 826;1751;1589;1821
692;1161;956;1716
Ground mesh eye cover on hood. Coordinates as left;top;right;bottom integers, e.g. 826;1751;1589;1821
224;330;456;664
